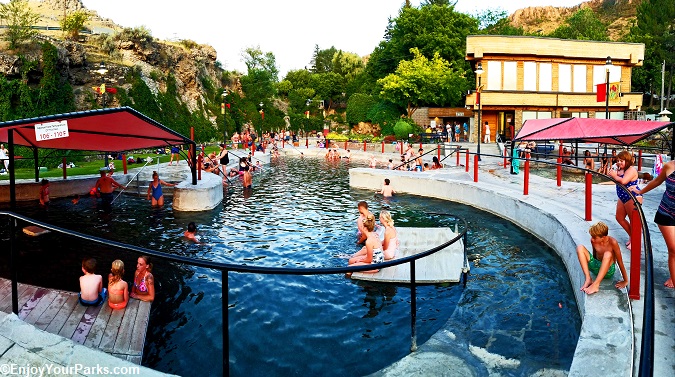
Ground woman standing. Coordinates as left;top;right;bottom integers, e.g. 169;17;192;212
131;255;155;302
632;160;675;288
609;151;643;249
147;171;176;207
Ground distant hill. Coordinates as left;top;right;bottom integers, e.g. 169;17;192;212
508;0;640;40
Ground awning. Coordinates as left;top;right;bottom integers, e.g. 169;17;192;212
515;118;674;146
0;107;192;152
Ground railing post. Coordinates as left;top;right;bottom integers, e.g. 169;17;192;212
585;172;592;221
419;142;422;150
465;150;469;172
382;141;385;154
410;260;417;352
437;144;441;161
251;143;255;156
62;157;67;179
282;138;285;148
473;154;479;182
344;141;347;150
122;154;128;174
456;149;460;167
306;137;308;149
363;140;366;152
637;150;643;171
524;153;530;195
197;155;202;181
222;269;230;375
629;206;642;300
503;148;507;169
557;158;562;187
10;217;18;314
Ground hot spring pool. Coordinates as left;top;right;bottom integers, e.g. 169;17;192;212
0;157;581;376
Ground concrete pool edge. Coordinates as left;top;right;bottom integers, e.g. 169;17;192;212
349;168;632;377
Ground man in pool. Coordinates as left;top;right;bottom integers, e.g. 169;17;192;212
95;168;122;211
356;201;373;245
576;221;628;295
378;179;395;197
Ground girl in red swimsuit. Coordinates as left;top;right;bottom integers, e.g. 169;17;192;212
108;260;129;309
131;255;155;302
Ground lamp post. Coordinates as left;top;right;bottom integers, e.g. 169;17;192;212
605;56;612;120
95;62;109;168
259;102;264;136
221;89;228;143
475;62;483;161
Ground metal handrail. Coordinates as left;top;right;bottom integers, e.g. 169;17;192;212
393;145;445;171
467;150;655;377
2;210;468;375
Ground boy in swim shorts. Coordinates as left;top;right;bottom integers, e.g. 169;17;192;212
575;221;628;295
79;258;107;306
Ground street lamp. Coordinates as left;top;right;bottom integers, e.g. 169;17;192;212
475;62;483;161
95;61;109;168
221;89;228;143
605;56;612;120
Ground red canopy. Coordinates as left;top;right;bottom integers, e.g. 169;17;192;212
515;118;674;145
0;107;193;152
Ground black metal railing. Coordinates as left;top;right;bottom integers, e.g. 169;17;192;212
1;210;468;375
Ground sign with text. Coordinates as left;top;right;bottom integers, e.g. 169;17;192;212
35;120;69;142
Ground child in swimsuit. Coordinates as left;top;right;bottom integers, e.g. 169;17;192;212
131;255;155;302
79;258;107;306
348;214;384;274
576;222;628;295
108;260;129;310
39;179;50;207
609;151;643;250
379;210;399;260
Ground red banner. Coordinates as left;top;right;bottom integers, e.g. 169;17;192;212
596;83;606;102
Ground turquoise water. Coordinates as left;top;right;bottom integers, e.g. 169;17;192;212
0;157;581;376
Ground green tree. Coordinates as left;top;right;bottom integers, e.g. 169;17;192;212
474;8;525;36
378;48;468;117
367;101;403;134
310;45;337;73
36;43;75;116
346;93;377;125
311;72;344;112
60;10;89;40
240;46;278;106
549;8;608;41
0;0;40;49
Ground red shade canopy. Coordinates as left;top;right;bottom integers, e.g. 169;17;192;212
515;118;673;146
0;107;193;152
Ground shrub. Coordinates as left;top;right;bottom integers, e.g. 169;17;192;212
367;100;402;133
346;93;376;125
393;120;413;139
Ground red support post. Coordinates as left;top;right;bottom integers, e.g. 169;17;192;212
122;154;128;174
197;155;202;181
251;143;255;156
282;138;285;148
62;157;67;179
637;150;643;171
524;153;530;195
437;144;441;161
382;141;385;154
465;150;470;172
345;141;348;150
363;140;367;152
629;206;642;300
456;149;460;166
503;148;507;169
556;158;562;187
306;137;308;148
584;172;593;221
473;154;479;182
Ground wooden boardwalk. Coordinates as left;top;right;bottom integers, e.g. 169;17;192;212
351;227;468;284
0;277;150;364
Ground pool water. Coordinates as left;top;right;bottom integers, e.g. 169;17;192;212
0;157;581;376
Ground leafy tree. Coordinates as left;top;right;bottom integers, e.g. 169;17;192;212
549;8;608;41
346;93;377;125
276;80;293;97
310;45;337;74
311;72;344;112
240;46;278;106
332;51;364;79
284;69;313;90
0;0;40;49
474;8;525;36
378;48;469;117
367;101;403;134
36;43;75;116
60;10;89;40
393;120;413;139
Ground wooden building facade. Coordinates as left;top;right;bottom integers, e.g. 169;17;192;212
464;35;645;142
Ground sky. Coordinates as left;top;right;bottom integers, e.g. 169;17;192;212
66;0;584;77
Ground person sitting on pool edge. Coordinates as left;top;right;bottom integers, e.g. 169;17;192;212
79;258;107;306
576;221;628;295
108;259;129;310
131;255;155;302
356;201;374;245
347;214;384;275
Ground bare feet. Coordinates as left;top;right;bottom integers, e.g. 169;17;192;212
626;242;631;251
580;278;592;291
615;280;628;289
582;283;600;295
665;278;674;288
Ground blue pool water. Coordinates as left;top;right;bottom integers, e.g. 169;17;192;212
0;157;581;376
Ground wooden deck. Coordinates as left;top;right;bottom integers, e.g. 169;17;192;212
0;277;150;364
351;227;469;284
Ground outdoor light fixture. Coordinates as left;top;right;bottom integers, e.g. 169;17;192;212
96;61;108;75
605;56;612;121
475;62;483;161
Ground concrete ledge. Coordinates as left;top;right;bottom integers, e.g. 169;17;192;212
173;171;223;211
349;168;632;377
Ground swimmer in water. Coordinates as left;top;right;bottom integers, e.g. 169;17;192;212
183;222;202;243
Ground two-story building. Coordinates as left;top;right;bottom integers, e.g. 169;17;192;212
463;35;645;142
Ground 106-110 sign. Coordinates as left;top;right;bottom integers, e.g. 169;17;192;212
35;120;69;141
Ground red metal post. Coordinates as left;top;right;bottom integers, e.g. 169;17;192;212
251;143;255;156
629;207;642;300
282;138;285;148
62;157;67;179
382;141;385;154
306;137;308;148
122;154;128;174
197;155;202;181
556;158;562;187
345;141;348;150
437;144;441;160
637;150;643;171
456;149;460;166
419;142;422;150
473;155;479;182
503;148;507;169
363;140;367;152
465;150;470;172
524;153;530;195
584;172;592;221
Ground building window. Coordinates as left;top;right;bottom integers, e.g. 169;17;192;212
523;62;536;91
594;111;624;120
558;64;571;92
487;61;501;90
539;63;552;91
503;61;517;90
523;111;553;123
572;112;589;118
593;65;621;91
573;65;586;93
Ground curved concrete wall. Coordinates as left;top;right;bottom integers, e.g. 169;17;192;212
349;168;632;376
172;171;223;211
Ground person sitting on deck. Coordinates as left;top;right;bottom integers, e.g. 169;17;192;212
131;255;155;302
356;201;374;245
584;150;596;171
79;258;107;306
598;152;610;175
561;147;575;165
348;214;385;274
431;156;442;169
108;260;129;310
576;221;628;295
379;210;399;260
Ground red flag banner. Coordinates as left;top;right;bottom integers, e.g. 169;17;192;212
596;83;606;102
609;82;620;101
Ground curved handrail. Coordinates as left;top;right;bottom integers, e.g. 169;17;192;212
466;149;655;377
393;145;446;171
